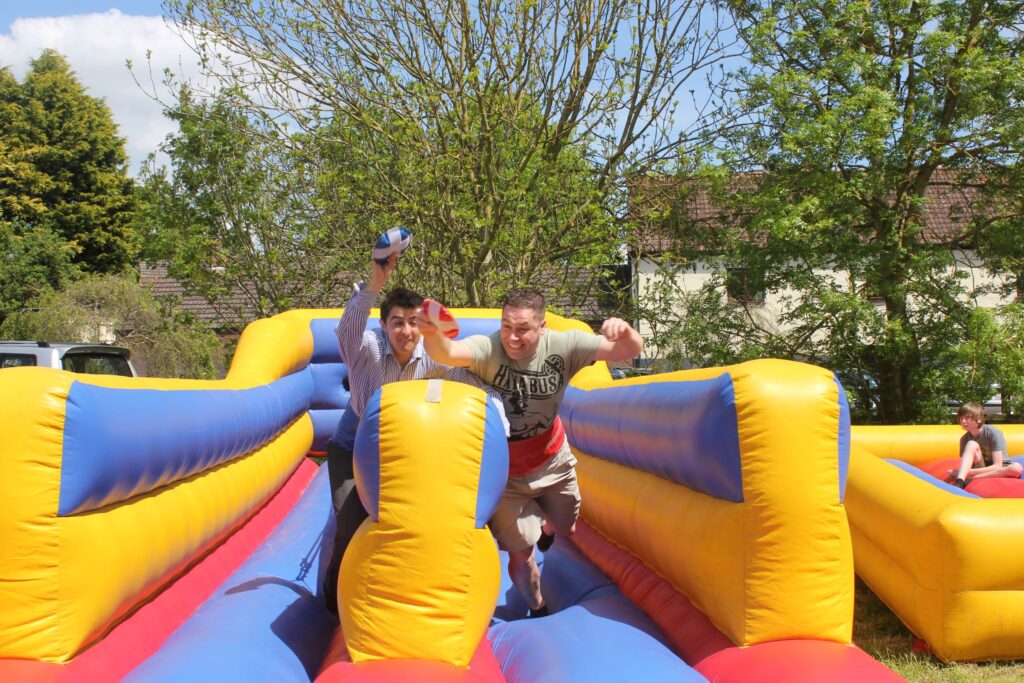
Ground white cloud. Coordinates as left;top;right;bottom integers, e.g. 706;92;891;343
0;10;204;174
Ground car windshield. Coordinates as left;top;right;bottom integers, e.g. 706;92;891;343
61;353;133;377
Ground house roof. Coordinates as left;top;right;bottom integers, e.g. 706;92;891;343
140;262;629;332
630;168;990;254
139;263;255;328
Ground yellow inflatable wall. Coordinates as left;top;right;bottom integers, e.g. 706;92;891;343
568;359;854;646
0;311;324;662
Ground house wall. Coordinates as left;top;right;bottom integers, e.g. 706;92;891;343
635;249;1015;343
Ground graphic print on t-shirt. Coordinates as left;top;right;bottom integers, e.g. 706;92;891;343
491;354;566;439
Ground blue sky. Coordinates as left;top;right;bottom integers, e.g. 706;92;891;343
0;2;163;31
0;2;190;173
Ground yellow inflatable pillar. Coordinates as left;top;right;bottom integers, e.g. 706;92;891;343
339;379;508;667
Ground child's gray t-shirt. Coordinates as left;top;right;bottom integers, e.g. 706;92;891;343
960;423;1008;466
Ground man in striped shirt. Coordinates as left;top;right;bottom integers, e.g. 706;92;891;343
322;250;507;613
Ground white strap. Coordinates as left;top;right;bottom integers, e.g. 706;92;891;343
425;378;443;403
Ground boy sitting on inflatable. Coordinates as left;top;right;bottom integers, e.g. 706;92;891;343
948;402;1024;488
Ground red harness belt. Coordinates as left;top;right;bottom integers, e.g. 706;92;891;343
507;417;565;476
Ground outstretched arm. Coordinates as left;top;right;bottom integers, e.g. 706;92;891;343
593;317;643;362
418;313;474;367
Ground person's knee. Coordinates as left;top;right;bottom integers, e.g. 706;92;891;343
1010;461;1024;475
539;486;580;533
962;444;987;471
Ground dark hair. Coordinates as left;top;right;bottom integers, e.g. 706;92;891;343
957;402;985;425
380;287;423;321
502;288;546;318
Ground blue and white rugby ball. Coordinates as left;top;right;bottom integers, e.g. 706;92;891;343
372;227;412;264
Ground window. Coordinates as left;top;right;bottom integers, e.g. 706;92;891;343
61;353;133;377
1;353;37;368
726;268;765;305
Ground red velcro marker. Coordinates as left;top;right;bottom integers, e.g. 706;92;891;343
422;299;460;339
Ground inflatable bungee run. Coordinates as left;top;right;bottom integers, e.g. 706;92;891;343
0;308;904;681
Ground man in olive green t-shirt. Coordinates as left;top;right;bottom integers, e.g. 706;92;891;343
419;288;642;617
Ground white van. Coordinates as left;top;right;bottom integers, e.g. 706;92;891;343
0;341;138;377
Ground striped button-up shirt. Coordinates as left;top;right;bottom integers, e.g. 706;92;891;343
335;284;507;432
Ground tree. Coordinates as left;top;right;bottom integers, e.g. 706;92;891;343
0;274;225;379
137;87;364;325
640;0;1024;423
152;0;738;308
0;50;138;274
0;220;81;324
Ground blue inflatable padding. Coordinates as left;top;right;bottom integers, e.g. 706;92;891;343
123;464;337;683
475;398;511;528
309;362;349;410
309;314;498;362
561;376;744;502
835;376;851;503
884;459;980;498
329;406;359;450
309;315;387;364
310;409;344;452
309;318;345;363
354;389;383;520
489;540;705;682
451;319;500;340
60;370;315;516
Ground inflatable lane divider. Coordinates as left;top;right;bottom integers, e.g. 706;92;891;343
0;459;321;682
316;630;504;682
339;379;508;669
562;359;854;648
0;363;315;663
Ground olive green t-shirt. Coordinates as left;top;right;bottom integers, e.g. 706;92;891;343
463;329;602;440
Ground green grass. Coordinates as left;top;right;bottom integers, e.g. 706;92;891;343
854;578;1024;682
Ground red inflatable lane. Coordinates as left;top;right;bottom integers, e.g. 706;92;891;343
571;519;905;682
920;458;1024;498
697;639;906;683
0;459;319;683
